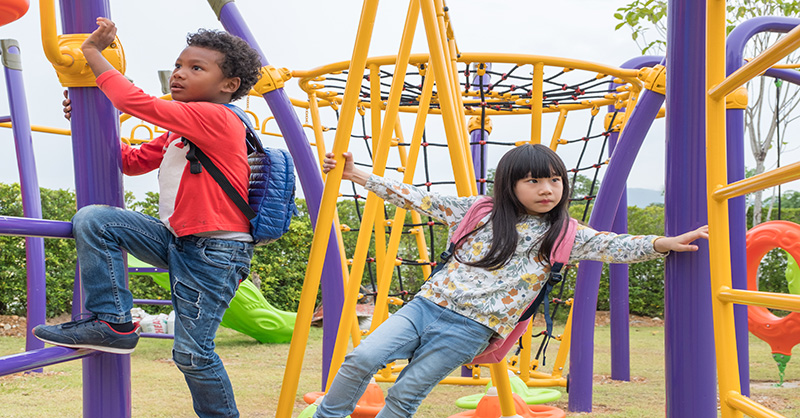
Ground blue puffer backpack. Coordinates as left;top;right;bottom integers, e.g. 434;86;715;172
183;104;299;245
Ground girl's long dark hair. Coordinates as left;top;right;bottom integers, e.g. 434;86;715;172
456;144;571;270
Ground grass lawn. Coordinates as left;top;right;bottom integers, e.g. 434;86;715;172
1;322;798;417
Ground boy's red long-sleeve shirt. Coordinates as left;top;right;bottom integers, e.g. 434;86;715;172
97;70;251;237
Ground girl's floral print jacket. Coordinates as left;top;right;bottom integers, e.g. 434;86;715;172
365;175;667;337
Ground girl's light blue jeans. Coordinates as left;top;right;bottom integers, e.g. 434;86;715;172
72;205;253;418
314;297;496;418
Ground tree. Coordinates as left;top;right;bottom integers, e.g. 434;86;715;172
614;0;800;226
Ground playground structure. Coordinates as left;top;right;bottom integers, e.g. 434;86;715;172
0;1;798;418
744;221;800;386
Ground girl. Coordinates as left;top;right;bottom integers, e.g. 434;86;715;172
316;144;708;418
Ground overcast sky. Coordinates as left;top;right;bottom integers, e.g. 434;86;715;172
0;0;795;202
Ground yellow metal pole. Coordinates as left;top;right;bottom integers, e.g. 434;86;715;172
436;0;477;195
530;62;544;144
712;161;800;201
393;121;433;280
370;71;435;334
489;362;518;416
518;320;533;382
325;0;421;389
0;123;70;136
548;109;568;150
39;0;73;68
308;101;361;347
705;1;741;417
275;1;380;416
419;0;472;196
716;287;800;312
549;299;574;379
369;63;388;287
709;23;800;100
307;91;329;177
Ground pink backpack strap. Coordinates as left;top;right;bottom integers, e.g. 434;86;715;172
550;218;578;270
451;197;493;244
429;197;493;279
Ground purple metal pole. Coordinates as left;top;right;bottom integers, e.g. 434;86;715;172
61;1;130;417
469;127;489;195
726;17;800;396
139;333;175;340
0;216;72;238
569;88;664;412
1;43;48;350
470;65;491;195
2;39;48;361
132;299;173;306
608;131;630;382
0;347;95;376
607;56;663;382
214;1;346;388
664;1;715;417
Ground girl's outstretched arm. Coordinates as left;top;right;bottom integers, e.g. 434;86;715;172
323;152;371;186
653;225;709;253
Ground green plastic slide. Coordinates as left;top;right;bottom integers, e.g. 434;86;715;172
128;255;296;343
786;252;800;296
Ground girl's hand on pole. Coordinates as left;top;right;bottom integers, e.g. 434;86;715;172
653;225;709;253
322;152;370;186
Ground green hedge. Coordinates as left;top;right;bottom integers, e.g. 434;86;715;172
0;182;793;320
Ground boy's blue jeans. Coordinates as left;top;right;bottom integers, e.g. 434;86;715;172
314;297;496;418
72;205;253;418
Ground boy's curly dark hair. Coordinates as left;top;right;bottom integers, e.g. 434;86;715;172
186;29;262;102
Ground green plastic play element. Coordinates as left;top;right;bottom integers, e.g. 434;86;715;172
297;404;349;418
128;256;296;343
454;372;562;409
786;253;800;296
219;278;296;343
773;353;791;387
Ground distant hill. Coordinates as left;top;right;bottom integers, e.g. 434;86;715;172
626;188;664;208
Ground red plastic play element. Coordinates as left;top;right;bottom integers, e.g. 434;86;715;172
449;391;565;418
304;381;385;418
746;221;800;356
0;0;29;27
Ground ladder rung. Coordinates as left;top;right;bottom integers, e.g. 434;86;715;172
712;161;800;201
726;391;785;418
716;287;800;312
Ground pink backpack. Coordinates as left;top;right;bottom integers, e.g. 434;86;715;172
435;197;577;365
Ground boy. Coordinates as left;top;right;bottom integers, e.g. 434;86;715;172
33;17;263;417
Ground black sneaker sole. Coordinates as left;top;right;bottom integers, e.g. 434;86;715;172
35;336;137;354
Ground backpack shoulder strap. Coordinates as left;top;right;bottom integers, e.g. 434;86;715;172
429;197;492;279
223;103;265;154
517;217;578;323
549;217;579;275
182;103;259;220
450;196;493;244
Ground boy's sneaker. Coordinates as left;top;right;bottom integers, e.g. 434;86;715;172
33;316;140;354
